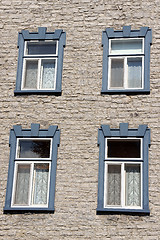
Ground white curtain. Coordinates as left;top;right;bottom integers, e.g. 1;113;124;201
14;164;30;205
128;58;142;88
111;59;124;88
24;60;38;89
125;165;141;206
33;164;49;205
107;165;121;205
42;60;55;89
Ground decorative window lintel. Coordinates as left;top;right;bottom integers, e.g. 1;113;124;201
14;27;66;95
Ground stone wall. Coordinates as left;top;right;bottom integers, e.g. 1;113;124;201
0;0;160;239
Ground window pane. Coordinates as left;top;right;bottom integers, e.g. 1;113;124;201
107;139;141;158
33;163;49;205
14;164;30;205
107;165;121;206
27;42;56;55
125;164;141;206
111;39;143;54
110;59;124;88
41;60;56;89
128;58;142;88
18;140;51;158
24;60;38;89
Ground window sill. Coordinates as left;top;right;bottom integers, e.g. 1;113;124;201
3;207;55;214
101;89;150;95
96;208;150;215
14;90;62;96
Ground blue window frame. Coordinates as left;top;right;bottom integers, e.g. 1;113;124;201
101;26;152;94
14;27;66;95
4;124;60;213
97;123;150;214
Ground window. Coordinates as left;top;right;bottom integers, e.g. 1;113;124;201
14;27;66;95
4;124;60;213
97;123;150;214
101;26;152;94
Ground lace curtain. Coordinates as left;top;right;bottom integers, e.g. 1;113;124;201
111;59;124;88
107;164;141;207
128;58;142;88
14;163;49;205
24;61;38;89
126;165;141;206
14;164;30;205
42;61;55;89
107;165;121;205
33;164;49;205
24;60;55;89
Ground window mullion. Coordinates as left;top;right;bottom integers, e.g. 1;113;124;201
37;59;41;90
108;57;111;90
121;163;125;207
29;163;34;206
47;162;51;206
124;57;127;89
141;162;143;208
104;162;108;207
11;162;18;206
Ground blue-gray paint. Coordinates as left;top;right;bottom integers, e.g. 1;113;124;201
106;28;114;38
139;27;148;37
14;27;66;95
13;125;22;137
120;123;128;137
15;34;25;91
54;29;63;39
97;123;150;215
4;130;17;211
56;31;66;92
47;125;58;138
38;27;47;39
31;123;40;137
97;129;105;210
137;124;147;137
123;26;131;37
101;31;109;92
21;30;30;39
3;207;55;214
96;208;150;215
4;124;60;213
101;125;111;137
101;26;152;94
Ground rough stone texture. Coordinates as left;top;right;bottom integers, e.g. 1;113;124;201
0;0;160;239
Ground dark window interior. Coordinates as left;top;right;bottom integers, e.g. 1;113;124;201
107;139;141;158
18;139;51;158
27;42;56;55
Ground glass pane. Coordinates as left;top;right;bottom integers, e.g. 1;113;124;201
107;139;141;158
107;165;121;206
125;164;141;206
33;163;49;205
128;58;142;88
18;140;51;158
110;58;124;88
111;39;143;54
27;42;56;55
14;164;30;205
24;60;38;89
41;60;56;89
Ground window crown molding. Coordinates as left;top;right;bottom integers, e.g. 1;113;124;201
4;124;60;213
101;26;152;94
14;27;66;95
97;123;150;215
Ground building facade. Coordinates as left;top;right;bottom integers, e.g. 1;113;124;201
0;0;160;239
